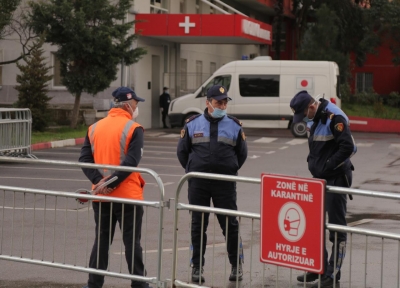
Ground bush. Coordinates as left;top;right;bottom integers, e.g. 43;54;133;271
353;89;380;105
339;83;353;104
387;92;400;108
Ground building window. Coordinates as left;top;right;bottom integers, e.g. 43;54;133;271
356;73;373;92
150;0;167;14
196;0;201;13
210;62;216;75
180;0;186;13
239;75;280;97
180;58;187;91
196;60;203;88
53;53;64;87
271;22;286;52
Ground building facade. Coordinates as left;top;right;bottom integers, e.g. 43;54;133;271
0;0;396;129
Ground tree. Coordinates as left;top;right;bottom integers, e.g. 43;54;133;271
15;38;53;132
0;0;39;65
297;4;350;82
29;0;147;128
293;0;379;70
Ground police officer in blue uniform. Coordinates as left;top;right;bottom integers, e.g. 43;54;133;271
290;91;357;288
177;85;248;284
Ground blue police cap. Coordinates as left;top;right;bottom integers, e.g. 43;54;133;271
290;90;313;123
112;86;145;102
207;85;232;101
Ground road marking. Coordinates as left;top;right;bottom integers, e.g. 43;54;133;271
286;139;308;145
253;137;277;143
389;144;400;149
348;219;374;227
145;132;167;137
356;143;374;147
279;146;288;150
145;150;176;154
248;155;260;159
160;134;180;138
265;151;276;154
114;243;226;255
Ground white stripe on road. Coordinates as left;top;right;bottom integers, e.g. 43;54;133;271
389;144;400;149
348;219;374;227
160;134;180;138
285;139;308;145
253;137;277;143
265;151;276;154
356;143;374;147
279;146;288;150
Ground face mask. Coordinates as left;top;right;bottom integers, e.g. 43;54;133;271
303;101;319;122
165;90;169;93
127;103;139;119
210;103;227;118
132;106;139;119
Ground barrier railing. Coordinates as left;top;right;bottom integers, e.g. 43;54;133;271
171;172;400;288
1;157;399;288
0;108;36;159
0;156;166;287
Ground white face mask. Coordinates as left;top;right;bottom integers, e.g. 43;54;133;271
127;103;139;119
132;106;139;119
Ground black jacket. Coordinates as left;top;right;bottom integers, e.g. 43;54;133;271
307;99;355;179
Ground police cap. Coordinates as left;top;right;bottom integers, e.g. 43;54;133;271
290;90;313;123
112;86;145;102
207;85;232;101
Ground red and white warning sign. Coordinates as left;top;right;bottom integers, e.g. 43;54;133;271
296;77;314;91
260;174;325;273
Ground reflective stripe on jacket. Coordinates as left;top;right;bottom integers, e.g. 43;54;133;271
88;108;145;200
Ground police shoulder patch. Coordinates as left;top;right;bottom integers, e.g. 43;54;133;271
227;115;242;126
180;129;186;138
185;114;201;123
335;123;344;132
328;112;335;120
241;131;246;141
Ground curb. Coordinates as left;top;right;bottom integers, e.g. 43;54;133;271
31;137;85;151
349;116;400;133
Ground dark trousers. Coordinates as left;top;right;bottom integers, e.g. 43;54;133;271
188;181;242;267
324;171;352;280
161;109;168;128
87;202;147;288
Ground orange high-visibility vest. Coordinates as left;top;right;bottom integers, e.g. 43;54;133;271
88;108;145;200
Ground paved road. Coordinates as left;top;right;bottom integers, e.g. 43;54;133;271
0;128;399;288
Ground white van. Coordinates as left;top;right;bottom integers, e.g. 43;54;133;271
168;59;341;137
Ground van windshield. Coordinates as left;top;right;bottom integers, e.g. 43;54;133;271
197;75;232;98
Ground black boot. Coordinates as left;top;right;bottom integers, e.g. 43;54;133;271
297;272;320;282
229;264;243;281
191;267;205;283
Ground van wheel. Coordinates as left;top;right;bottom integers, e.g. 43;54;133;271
183;113;199;126
291;122;307;138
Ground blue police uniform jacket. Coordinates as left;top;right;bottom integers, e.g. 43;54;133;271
177;109;248;184
306;99;357;179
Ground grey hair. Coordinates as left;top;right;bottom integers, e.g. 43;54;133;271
112;101;127;109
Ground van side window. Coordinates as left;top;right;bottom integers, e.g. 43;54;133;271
198;75;232;97
239;75;280;97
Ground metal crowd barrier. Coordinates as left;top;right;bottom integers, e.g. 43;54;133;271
0;108;36;159
0;157;166;288
171;172;400;288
